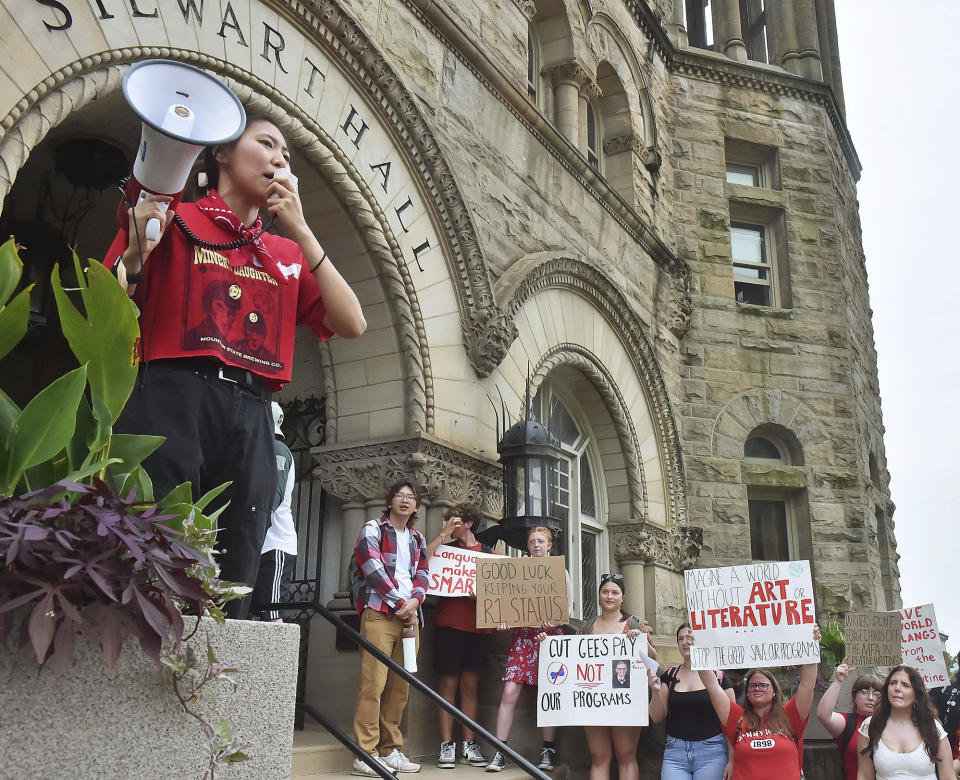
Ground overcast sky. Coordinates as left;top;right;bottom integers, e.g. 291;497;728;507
833;3;960;653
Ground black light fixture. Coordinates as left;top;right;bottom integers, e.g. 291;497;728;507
479;374;565;552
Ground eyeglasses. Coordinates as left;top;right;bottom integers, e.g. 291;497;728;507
856;689;882;698
394;492;417;501
747;682;771;691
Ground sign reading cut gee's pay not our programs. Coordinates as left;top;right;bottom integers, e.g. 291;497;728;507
475;556;569;629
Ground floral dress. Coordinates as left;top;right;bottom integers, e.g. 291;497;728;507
503;626;564;686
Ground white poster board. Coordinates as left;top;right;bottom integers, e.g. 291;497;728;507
427;544;503;597
684;560;820;670
900;604;949;687
536;633;654;727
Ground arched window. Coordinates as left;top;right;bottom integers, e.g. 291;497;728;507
532;384;607;620
586;102;601;171
527;23;543;106
743;426;805;562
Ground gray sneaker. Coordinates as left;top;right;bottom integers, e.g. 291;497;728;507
461;741;488;767
351;756;398;776
383;749;421;774
485;751;505;773
438;741;456;769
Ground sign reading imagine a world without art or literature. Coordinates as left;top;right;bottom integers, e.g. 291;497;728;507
685;560;820;670
536;632;656;727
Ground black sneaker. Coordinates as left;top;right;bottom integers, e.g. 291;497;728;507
461;741;488;767
538;747;556;772
486;751;505;773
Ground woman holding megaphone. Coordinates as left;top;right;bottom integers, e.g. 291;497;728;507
105;114;366;619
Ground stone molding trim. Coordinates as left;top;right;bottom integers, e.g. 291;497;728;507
496;253;688;529
607;519;703;570
603;132;663;172
530;343;648;519
619;0;860;179
316;340;339;443
312;433;503;518
710;387;836;465
0;51;434;434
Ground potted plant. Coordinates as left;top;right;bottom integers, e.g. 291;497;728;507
0;240;252;776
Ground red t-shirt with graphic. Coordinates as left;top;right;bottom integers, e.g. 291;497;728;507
723;697;807;780
435;541;493;634
104;200;332;390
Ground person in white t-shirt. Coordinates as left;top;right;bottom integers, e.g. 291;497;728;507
857;664;953;780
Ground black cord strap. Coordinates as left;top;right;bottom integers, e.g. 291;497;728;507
173;212;271;251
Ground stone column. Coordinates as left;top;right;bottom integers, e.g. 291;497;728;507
545;61;590;146
670;0;688;47
816;0;845;113
768;1;801;74
792;0;823;79
621;560;646;620
577;77;601;154
712;0;747;62
340;501;368;590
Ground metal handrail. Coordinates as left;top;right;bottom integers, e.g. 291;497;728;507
301;703;395;779
288;599;552;780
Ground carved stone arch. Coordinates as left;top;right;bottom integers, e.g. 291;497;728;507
587;12;657;148
529;343;647;520
0;53;432;436
497;252;688;528
710;387;836;465
0;0;512;379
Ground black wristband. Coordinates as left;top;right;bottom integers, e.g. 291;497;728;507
126;264;144;284
309;253;327;273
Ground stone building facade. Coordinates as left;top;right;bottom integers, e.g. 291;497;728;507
0;0;898;771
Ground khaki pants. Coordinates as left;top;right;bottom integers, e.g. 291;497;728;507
353;608;420;755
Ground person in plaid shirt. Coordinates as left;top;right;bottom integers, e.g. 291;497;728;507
352;481;430;776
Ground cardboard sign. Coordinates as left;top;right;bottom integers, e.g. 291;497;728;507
427;544;503;597
536;633;652;727
475;556;569;629
900;604;949;687
685;560;819;670
844;612;901;668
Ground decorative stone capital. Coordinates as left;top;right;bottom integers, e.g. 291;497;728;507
580;77;602;100
463;306;519;378
513;0;537;20
639;145;662;172
607;519;703;570
602;133;662;172
544;61;592;90
312;434;503;518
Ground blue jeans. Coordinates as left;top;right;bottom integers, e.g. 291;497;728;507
661;734;728;780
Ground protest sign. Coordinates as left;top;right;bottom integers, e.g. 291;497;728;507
475;556;569;629
536;633;652;727
684;560;819;670
427;544;503;597
843;612;901;668
900;603;949;687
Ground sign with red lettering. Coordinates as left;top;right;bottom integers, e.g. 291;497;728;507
427;544;503;597
684;560;819;670
475;556;570;629
900;603;949;687
536;633;652;726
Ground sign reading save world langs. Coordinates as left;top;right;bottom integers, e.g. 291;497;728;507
475;556;569;629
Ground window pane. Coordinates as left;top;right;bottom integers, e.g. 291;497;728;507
581;531;598;620
726;163;759;186
551;459;570;523
733;264;768;280
580;453;596;517
749;499;789;561
528;459;543;515
730;224;765;264
515;461;526;516
549;397;581;445
735;281;770;306
745;437;781;460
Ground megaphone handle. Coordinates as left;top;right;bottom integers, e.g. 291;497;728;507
145;218;161;242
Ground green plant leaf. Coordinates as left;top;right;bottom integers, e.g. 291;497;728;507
0;286;31;362
224;751;249;763
88;391;114;456
213;718;232;741
66;396;97;471
3;365;87;493
108;433;165;472
51;256;139;427
0;387;20;452
0;237;23;306
158;482;193;510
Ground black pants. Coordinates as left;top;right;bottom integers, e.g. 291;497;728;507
116;360;274;619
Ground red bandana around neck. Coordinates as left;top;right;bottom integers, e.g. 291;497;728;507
195;190;288;284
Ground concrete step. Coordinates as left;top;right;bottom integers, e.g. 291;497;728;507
292;728;536;779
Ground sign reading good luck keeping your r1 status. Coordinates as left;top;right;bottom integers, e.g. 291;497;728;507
475;556;569;629
685;560;819;670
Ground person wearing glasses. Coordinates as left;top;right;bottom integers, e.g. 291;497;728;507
486;526;573;774
578;572;655;780
648;623;733;780
351;481;429;776
856;664;953;780
815;660;882;780
695;626;821;780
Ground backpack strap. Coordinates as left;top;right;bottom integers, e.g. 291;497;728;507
837;712;857;756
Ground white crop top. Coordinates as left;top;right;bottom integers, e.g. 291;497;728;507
858;716;947;780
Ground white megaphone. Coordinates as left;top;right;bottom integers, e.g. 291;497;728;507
119;59;246;241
